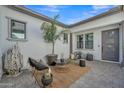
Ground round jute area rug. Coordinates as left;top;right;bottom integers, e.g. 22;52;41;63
53;66;70;73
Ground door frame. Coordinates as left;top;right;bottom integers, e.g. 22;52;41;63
101;28;120;62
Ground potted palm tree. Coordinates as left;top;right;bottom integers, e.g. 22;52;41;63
41;15;68;65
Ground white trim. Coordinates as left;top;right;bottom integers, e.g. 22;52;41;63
0;55;3;80
6;16;27;23
76;32;94;50
75;48;95;51
99;60;120;64
6;38;28;42
7;17;11;39
6;16;28;42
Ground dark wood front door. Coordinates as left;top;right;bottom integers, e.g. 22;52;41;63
102;29;119;62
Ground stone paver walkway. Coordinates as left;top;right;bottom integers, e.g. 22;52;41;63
70;61;124;88
0;70;39;88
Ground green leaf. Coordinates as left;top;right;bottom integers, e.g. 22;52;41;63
41;15;69;54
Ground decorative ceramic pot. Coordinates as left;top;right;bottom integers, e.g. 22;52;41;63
41;73;53;88
60;58;65;65
86;54;93;61
46;54;58;66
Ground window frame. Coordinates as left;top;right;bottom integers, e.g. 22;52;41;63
6;17;27;42
77;34;84;49
63;33;68;43
85;33;93;49
10;19;26;40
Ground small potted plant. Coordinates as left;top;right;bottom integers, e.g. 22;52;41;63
41;68;53;88
60;53;65;65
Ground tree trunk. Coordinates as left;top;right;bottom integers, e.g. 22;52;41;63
52;42;55;54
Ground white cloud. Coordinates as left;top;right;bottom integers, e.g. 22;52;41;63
42;8;59;12
89;10;99;14
38;5;70;13
82;12;94;17
92;5;117;10
31;5;118;24
65;6;113;24
81;5;118;20
64;17;85;25
93;5;110;10
40;5;60;12
47;5;59;9
81;10;98;21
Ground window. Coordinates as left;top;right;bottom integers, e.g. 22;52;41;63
11;19;26;40
63;33;68;43
85;33;93;49
77;34;83;49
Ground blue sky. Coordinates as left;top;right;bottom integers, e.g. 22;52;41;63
25;5;117;25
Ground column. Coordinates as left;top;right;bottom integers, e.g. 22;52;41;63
121;21;124;67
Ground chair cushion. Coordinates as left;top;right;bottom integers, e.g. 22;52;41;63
28;57;49;70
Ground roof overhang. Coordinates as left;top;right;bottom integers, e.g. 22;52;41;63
6;5;124;28
68;5;123;28
7;5;68;28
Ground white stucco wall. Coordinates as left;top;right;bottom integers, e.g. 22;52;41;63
0;6;3;79
70;11;124;32
71;11;124;63
0;6;70;72
72;24;122;61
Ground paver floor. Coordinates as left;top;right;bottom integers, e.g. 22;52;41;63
0;70;39;88
70;61;124;88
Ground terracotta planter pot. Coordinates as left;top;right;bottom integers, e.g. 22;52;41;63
46;54;58;66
